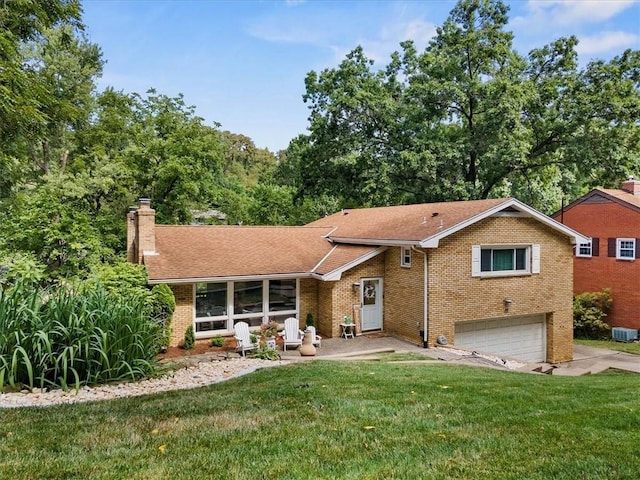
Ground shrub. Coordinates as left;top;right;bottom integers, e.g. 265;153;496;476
0;280;159;391
181;325;195;350
573;289;613;339
249;347;280;361
209;336;225;347
305;312;314;328
92;261;175;353
147;284;175;352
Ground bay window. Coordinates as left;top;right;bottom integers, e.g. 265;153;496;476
194;278;299;336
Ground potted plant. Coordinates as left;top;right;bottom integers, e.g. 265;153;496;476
260;321;278;350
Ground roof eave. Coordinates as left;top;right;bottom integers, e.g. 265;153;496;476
317;246;388;281
419;198;590;247
148;272;313;285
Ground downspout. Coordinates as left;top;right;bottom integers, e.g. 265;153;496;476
413;246;428;348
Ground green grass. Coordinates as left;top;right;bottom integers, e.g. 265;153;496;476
1;362;639;479
575;338;640;355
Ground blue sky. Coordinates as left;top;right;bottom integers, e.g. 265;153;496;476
82;0;640;152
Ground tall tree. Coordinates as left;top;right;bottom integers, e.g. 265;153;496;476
0;0;82;195
293;0;640;212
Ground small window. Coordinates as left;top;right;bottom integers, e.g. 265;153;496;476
472;245;535;277
401;247;411;268
481;247;528;273
617;238;636;260
577;242;592;257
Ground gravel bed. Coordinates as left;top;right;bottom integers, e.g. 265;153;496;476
0;357;284;409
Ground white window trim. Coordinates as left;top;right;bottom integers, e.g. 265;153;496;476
616;238;635;260
400;246;411;268
576;241;592;258
472;244;539;278
193;278;300;338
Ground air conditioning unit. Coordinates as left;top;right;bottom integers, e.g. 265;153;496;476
611;327;638;343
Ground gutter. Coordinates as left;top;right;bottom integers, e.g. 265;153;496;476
412;246;428;348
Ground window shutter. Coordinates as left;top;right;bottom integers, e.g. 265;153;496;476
592;238;599;257
471;245;481;277
531;244;541;274
608;238;616;257
636;239;640;259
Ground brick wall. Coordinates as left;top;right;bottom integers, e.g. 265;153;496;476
318;255;385;338
556;200;640;329
169;283;193;347
384;247;425;345
426;216;574;363
299;278;319;332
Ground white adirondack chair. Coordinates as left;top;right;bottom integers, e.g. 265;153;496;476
234;321;259;356
280;317;304;351
307;325;322;348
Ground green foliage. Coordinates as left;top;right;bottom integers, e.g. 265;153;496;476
305;312;315;328
0;179;107;278
573;289;613;339
148;284;175;351
181;325;195;350
0;251;45;287
2;363;640;478
209;336;225;348
292;0;640;212
0;280;159;391
92;261;148;295
249;347;281;361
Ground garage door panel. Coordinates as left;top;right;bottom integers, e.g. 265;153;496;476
455;315;546;362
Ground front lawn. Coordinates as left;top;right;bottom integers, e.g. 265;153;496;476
1;362;639;479
575;338;640;355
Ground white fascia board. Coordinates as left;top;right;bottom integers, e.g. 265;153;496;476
148;272;311;285
419;198;590;247
317;246;388;281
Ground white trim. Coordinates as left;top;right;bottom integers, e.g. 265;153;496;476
616;238;636;260
149;273;308;285
476;244;532;277
411;246;428;346
531;244;540;274
420;198;589;248
576;241;592;258
319;247;388;281
328;237;418;247
311;244;338;273
400;246;412;268
471;245;481;277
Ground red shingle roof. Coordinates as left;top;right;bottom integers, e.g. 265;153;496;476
308;198;509;243
144;197;579;282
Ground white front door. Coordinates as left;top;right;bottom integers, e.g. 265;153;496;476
361;278;383;331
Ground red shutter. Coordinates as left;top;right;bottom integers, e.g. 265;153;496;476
592;238;599;257
608;238;616;257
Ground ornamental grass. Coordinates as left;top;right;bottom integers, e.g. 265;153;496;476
0;281;159;391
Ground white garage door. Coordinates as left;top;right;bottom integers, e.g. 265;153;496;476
454;315;546;362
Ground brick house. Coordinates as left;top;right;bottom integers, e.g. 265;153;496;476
553;178;640;330
128;197;586;363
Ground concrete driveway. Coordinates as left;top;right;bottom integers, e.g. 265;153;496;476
551;344;640;376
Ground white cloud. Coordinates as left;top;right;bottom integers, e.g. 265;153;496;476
576;30;640;56
513;0;639;28
355;19;437;63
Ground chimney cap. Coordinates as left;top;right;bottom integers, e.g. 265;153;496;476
627;175;635;181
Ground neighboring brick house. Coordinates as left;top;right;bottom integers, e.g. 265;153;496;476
128;197;587;363
553;178;640;330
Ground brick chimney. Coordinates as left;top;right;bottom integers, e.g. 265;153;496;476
621;176;640;196
126;198;156;264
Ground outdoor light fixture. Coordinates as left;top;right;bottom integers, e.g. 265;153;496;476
503;298;513;312
352;282;361;291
